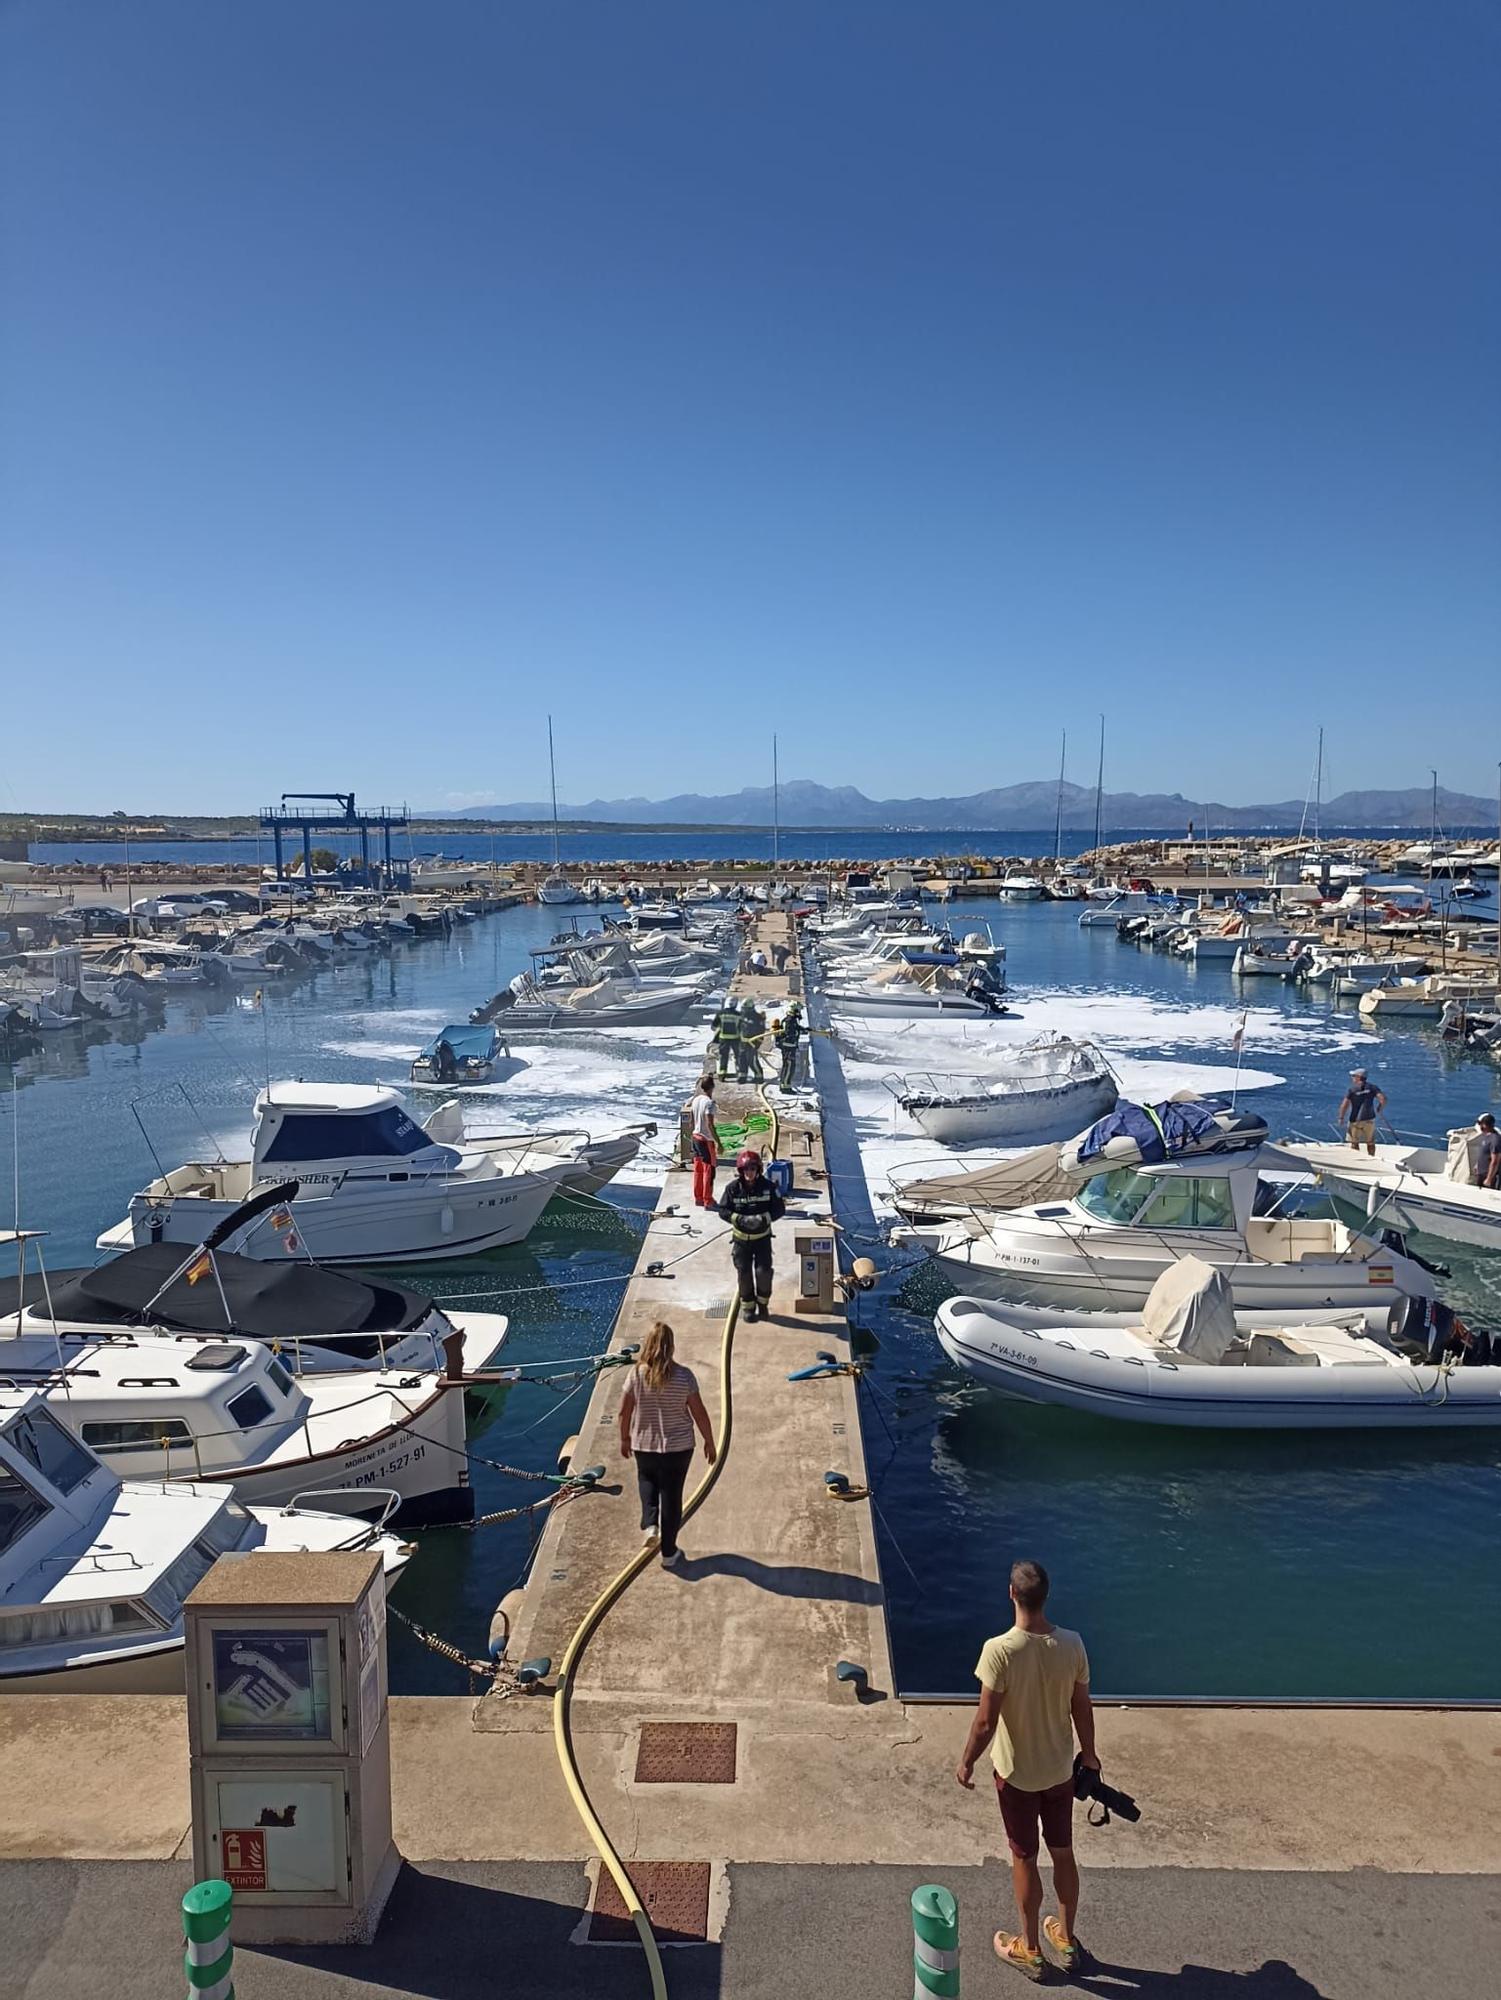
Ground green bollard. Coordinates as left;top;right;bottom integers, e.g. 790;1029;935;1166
912;1883;959;1998
182;1879;234;2000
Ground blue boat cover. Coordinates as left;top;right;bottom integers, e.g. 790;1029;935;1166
419;1023;498;1063
899;949;961;966
1076;1098;1222;1166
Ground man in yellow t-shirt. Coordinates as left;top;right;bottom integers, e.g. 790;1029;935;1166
956;1560;1098;1980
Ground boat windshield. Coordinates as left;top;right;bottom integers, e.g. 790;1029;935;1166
7;1407;97;1495
261;1106;432;1164
0;1459;52;1556
1075;1168;1158;1224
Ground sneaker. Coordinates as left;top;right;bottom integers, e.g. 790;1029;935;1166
660;1548;685;1569
641;1525;658;1542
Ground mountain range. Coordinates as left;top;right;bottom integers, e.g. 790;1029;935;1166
432;779;1497;833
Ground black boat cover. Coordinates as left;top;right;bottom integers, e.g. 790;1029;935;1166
0;1243;430;1339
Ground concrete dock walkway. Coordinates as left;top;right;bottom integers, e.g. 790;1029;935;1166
1;910;1498;1996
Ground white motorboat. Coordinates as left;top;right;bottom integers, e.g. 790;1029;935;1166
893;1098;1434;1312
1232;944;1300;979
1078;892;1171;929
885;1037;1117;1145
999;875;1044;902
1178;918;1295;962
0;1306;472;1521
627;899;686;931
1358;976;1499;1023
0;1393;412;1693
96;1083;571;1265
935;1259;1501;1430
825;958;1009;1018
475;972;713;1031
1300;946;1428;989
5;1205;508;1378
1281;1126;1501;1253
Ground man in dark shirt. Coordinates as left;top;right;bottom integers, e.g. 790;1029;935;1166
1337;1068;1385;1155
1474;1113;1501;1190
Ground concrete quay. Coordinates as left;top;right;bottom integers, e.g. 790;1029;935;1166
1;909;1499;1995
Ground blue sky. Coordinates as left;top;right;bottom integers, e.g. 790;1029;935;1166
3;1;1499;814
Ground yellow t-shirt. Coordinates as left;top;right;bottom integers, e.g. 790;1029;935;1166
974;1625;1089;1792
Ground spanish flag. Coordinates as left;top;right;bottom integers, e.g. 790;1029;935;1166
184;1250;213;1286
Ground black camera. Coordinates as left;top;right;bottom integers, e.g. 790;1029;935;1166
1073;1754;1140;1826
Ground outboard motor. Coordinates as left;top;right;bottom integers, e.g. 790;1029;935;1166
1388;1297;1492;1367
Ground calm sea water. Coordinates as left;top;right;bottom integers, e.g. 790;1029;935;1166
4;896;1499;1700
29;823;1500;869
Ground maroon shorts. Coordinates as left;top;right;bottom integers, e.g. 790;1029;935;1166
994;1773;1075;1859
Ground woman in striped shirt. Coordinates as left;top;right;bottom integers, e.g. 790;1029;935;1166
617;1321;716;1568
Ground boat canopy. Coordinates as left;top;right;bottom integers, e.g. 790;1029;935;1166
1077;1098;1265;1167
900;950;961;967
0;1242;427;1339
418;1024;498;1064
1140;1258;1238;1364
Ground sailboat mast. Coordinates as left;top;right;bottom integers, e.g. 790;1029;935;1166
547;716;560;870
772;734;780;870
1313;726;1322;850
1092;716;1105;861
1053;730;1067;866
1429;768;1438;886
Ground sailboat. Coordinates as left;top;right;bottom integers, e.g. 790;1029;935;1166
537;716;579;906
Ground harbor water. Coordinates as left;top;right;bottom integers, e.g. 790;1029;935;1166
4;893;1499;1701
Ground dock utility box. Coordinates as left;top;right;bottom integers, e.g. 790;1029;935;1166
184;1550;399;1946
795;1230;837;1314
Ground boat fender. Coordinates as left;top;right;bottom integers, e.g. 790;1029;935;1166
556;1432;580;1475
487;1588;526;1662
440;1203;455;1235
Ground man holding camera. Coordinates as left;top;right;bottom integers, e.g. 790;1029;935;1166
956;1560;1098;1980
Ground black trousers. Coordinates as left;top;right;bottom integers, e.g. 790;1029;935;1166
732;1235;774;1304
715;1038;735;1076
778;1042;799;1088
635;1447;693;1557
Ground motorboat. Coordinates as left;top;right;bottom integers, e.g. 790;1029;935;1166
999;875;1044;902
884;1037;1117;1146
420;1100;656;1198
1358;976;1499;1023
627;899;686;931
410;1022;504;1086
474;972;713;1030
935;1259;1501;1430
5;1204;508;1378
1078;892;1173;929
824;958;1009;1018
1281;1126;1501;1253
1232;943;1301;979
96;1083;572;1264
1300;946;1428;989
0;1393;412;1693
892;1097;1435;1312
1176;915;1295;962
0;1286;473;1522
1439;1000;1501;1054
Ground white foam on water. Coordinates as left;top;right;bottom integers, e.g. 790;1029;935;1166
825;983;1338;1219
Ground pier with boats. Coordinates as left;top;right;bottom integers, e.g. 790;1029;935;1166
1;834;1499;1989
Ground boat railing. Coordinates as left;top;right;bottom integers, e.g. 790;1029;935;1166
284;1486;401;1538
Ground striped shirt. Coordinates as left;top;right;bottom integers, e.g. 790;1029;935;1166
628;1362;699;1453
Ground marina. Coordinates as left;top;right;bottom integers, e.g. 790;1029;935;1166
3;859;1499;1706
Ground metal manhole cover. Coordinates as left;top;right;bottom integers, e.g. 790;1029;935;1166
634;1721;738;1785
588;1861;711;1943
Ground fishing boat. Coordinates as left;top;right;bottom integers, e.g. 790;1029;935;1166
892;1098;1434;1312
96;1083;571;1264
935;1259;1501;1430
0;1393;411;1693
1280;1126;1501;1253
885;1037;1117;1145
0;1287;473;1522
5;1202;508;1378
410;1022;504;1085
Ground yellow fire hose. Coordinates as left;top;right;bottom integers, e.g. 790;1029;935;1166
550;1088;779;1996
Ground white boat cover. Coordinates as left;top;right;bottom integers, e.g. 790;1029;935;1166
892;1140;1074;1213
1446;1126;1484;1182
1140;1258;1238;1364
